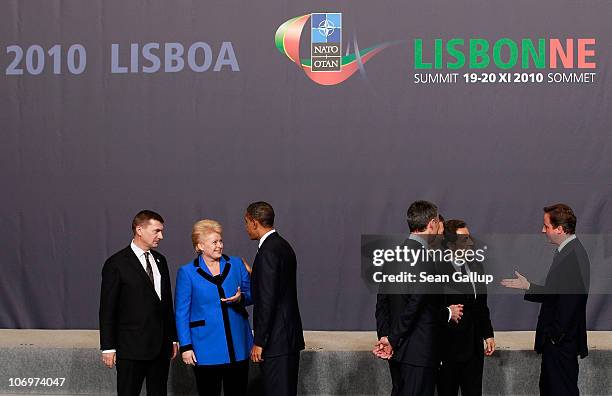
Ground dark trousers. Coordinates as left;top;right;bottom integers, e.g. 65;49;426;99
388;360;435;396
539;340;579;396
116;351;170;396
437;351;484;396
193;360;249;396
260;352;300;396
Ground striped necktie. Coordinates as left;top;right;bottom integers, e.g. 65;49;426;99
144;252;154;284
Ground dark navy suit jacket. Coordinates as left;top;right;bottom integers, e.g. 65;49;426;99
99;246;177;360
252;232;305;357
524;237;590;358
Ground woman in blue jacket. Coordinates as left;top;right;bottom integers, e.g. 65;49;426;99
175;219;253;396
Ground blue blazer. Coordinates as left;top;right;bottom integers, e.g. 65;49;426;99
175;254;253;365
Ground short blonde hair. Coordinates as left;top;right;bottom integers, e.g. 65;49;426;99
192;219;223;253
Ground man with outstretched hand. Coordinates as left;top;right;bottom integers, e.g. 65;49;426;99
502;204;590;396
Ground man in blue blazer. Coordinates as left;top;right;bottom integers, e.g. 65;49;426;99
244;201;305;396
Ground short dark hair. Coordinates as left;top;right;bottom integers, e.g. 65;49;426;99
443;219;467;245
543;203;576;234
132;210;164;234
246;201;275;227
438;214;445;223
406;200;438;232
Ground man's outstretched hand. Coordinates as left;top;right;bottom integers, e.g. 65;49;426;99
501;271;530;290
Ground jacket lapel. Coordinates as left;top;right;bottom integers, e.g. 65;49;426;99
124;247;160;302
261;231;279;248
546;239;575;284
194;256;231;285
151;251;165;301
253;232;279;273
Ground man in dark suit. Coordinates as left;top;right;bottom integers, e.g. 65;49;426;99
99;210;178;395
244;201;305;396
374;201;463;396
502;203;590;396
436;219;495;396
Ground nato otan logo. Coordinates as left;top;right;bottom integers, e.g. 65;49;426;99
311;13;342;72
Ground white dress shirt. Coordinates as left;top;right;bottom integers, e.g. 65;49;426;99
102;242;176;354
452;261;477;298
102;241;163;354
258;229;277;248
558;234;577;252
131;241;162;300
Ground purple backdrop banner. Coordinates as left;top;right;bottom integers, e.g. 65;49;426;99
1;0;610;330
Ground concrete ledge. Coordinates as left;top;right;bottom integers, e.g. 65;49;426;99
2;330;612;351
0;331;610;395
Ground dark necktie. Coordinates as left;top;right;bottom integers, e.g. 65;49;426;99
144;252;154;285
460;263;468;276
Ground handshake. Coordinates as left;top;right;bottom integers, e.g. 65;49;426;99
372;304;464;360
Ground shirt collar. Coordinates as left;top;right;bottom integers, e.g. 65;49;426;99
452;260;468;269
558;234;577;252
130;240;149;258
409;233;428;249
258;229;277;248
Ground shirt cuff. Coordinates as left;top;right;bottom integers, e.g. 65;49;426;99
102;349;116;353
447;307;452;322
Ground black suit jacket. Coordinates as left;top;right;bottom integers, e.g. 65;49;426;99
252;232;305;358
437;260;494;363
375;238;449;367
99;246;177;360
524;238;590;358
